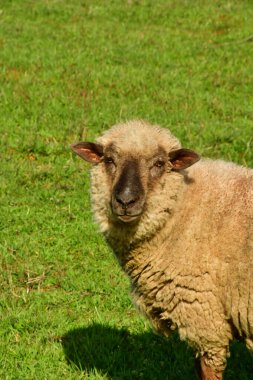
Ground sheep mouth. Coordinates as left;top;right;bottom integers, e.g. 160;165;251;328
110;199;144;224
117;214;141;223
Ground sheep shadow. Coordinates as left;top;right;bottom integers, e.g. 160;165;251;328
62;323;196;379
62;324;253;379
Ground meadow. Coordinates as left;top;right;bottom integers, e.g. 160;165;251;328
0;1;253;379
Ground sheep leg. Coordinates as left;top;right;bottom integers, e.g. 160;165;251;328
196;356;224;380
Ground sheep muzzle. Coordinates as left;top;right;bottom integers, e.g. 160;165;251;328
111;159;145;223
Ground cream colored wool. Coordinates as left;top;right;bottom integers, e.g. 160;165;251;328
81;121;253;378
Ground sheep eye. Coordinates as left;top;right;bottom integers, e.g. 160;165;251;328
154;159;165;168
149;159;166;178
104;156;115;166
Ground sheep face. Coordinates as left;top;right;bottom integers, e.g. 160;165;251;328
71;122;200;226
97;144;170;224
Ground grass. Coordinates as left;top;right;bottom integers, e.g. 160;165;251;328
0;0;253;379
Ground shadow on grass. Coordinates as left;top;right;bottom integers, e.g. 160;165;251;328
62;323;196;380
62;324;253;380
225;340;253;380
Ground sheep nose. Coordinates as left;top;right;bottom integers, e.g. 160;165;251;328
115;188;139;209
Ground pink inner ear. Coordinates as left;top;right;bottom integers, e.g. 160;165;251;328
172;159;186;169
173;156;194;169
71;142;103;164
169;149;200;170
79;148;101;163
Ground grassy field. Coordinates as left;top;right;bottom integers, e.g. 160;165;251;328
1;1;253;379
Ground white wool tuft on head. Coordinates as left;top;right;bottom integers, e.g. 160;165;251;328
96;120;181;153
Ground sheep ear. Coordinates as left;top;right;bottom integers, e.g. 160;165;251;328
169;149;200;170
71;142;104;164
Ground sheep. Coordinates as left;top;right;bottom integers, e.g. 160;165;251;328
71;120;253;380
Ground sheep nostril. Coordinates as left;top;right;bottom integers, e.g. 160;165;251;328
115;194;139;209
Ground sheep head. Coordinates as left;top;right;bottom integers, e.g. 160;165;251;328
71;121;200;226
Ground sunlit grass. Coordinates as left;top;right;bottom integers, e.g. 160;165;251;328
0;1;253;379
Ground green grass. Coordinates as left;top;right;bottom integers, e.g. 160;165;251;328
0;0;253;379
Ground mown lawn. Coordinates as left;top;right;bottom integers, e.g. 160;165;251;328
0;1;253;379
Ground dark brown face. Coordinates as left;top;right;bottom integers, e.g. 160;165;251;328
71;138;200;224
103;146;168;223
110;158;145;222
